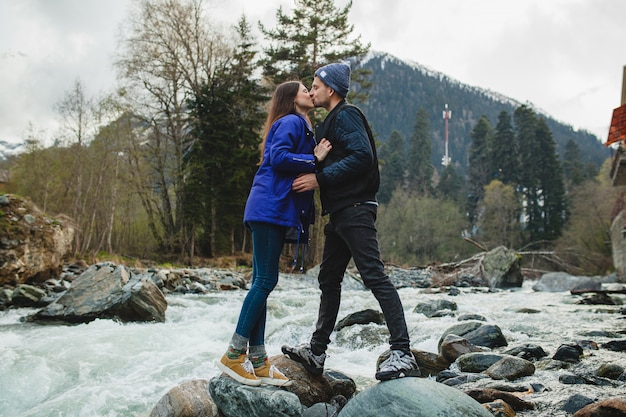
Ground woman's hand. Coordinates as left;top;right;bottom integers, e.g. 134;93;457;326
314;138;332;162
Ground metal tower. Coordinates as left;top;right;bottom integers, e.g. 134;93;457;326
442;104;451;166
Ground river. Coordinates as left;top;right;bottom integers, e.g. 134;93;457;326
1;273;624;416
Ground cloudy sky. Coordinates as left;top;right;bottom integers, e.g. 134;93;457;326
1;0;625;146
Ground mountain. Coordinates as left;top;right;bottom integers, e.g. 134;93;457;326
353;52;610;174
0;140;24;160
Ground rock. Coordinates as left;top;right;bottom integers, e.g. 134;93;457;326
552;343;584;363
0;194;74;286
31;263;167;323
502;344;548;361
336;378;493;417
481;399;515;417
464;388;535;411
440;334;485;363
11;284;47;307
209;375;302;417
458;313;487;322
532;272;612;292
439;322;508;349
484;355;535;380
413;299;458;317
602;339;626;352
275;355;351;407
456;352;505;373
596;363;625;380
334;309;385;331
411;349;450;377
149;379;219;417
572;397;626;416
560;394;596;414
482;246;523;289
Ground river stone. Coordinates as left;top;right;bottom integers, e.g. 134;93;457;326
149;379;219;417
208;375;303;417
32;263;167;323
336;378;492;417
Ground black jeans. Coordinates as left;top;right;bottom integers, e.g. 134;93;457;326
310;204;411;353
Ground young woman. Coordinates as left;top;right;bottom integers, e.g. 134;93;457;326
217;81;331;386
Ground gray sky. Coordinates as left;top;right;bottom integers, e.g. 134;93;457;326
1;0;625;145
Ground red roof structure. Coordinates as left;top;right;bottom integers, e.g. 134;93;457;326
606;104;626;146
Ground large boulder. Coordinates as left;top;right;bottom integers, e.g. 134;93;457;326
336;378;492;417
482;246;523;289
31;263;167;323
0;194;74;286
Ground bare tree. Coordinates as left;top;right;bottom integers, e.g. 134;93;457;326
115;0;232;256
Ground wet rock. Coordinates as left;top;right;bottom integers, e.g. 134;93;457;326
31;263;167;323
572;397;626;416
440;334;486;363
208;375;302;417
335;309;385;331
11;284;47;307
413;299;458;317
596;363;625;380
411;349;450;377
276;355;352;407
484;355;535;381
456;352;506;373
559;393;596;414
149;379;218;417
481;399;515;417
464;388;535;411
336;378;493;417
552;343;584;363
458;313;487;322
601;339;626;352
502;344;548;361
439;322;508;349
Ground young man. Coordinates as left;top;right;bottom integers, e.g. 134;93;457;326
283;63;420;381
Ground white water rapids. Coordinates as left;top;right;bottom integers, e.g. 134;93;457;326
1;274;624;416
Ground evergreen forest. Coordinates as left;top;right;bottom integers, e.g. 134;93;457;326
1;0;620;276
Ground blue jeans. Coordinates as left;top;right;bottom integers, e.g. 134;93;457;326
235;221;285;346
310;204;411;353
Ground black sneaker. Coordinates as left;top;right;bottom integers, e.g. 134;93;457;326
281;343;326;376
375;349;421;381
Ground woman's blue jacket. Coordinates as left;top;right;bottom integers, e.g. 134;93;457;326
243;113;317;234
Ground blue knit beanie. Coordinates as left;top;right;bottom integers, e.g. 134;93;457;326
315;63;351;98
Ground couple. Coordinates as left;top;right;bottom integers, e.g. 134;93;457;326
217;63;421;387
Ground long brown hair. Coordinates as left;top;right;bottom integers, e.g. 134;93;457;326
258;81;310;164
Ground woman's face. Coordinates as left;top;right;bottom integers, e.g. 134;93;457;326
294;83;314;114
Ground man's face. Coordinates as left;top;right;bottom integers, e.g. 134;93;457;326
310;76;331;110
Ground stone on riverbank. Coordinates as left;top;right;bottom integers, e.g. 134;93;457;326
150;379;219;417
336;378;492;417
31;263;167;323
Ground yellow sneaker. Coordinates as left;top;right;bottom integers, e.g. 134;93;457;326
217;354;261;386
254;361;292;387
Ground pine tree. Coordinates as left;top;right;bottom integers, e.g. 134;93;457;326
406;108;433;196
491;110;518;185
378;129;406;204
437;163;464;204
514;106;567;244
535;117;567;240
514;105;542;242
259;0;370;101
466;115;494;223
562;138;588;190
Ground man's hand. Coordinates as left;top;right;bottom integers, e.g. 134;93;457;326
292;173;319;192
